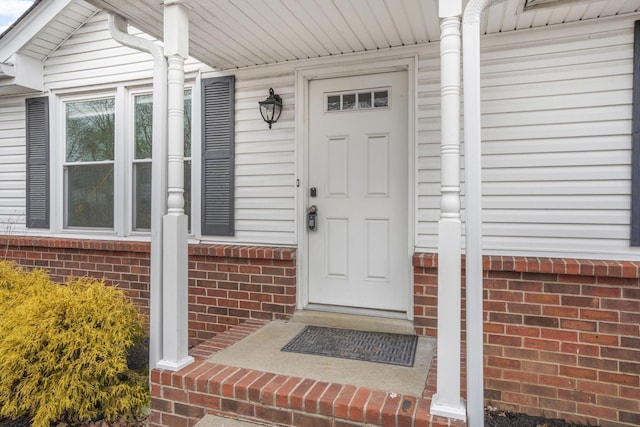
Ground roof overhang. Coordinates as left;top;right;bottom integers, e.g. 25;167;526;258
0;62;15;78
0;0;73;63
87;0;443;71
0;53;43;95
84;0;640;72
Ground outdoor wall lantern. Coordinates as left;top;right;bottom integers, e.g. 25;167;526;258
259;88;282;129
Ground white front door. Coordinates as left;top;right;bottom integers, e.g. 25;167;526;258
307;71;409;313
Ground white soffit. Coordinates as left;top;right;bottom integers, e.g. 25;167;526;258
85;0;640;71
0;0;99;63
22;0;99;61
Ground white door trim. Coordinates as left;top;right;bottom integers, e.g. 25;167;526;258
294;56;417;320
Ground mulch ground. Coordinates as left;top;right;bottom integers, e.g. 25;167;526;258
485;408;600;426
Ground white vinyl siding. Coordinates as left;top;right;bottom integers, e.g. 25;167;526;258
415;17;639;260
0;97;27;230
43;13;201;90
478;20;636;259
19;0;98;62
225;71;296;245
415;48;441;251
1;7;639;259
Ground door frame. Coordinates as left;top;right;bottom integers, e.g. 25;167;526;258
294;55;418;320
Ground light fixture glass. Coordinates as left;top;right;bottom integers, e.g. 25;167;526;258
259;88;282;129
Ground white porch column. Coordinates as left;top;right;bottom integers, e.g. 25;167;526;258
463;1;504;425
430;0;466;421
107;14;169;370
156;0;193;371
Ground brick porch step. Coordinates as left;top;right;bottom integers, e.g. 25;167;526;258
150;320;467;427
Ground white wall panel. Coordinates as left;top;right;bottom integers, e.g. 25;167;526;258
0;98;27;230
221;68;297;245
3;4;640;259
415;16;640;260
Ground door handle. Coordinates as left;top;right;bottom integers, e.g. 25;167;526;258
307;205;318;231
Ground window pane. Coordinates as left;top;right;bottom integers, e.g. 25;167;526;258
184;89;192;157
184;160;191;232
133;161;189;231
327;95;340;111
134;90;191;159
133;162;152;230
66;164;114;228
358;92;372;109
66;98;115;162
374;91;388;108
134;95;153;160
343;94;356;110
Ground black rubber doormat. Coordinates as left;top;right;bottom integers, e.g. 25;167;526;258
281;326;418;367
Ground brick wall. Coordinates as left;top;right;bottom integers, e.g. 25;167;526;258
0;237;296;347
1;237;151;317
413;253;441;337
187;245;296;346
414;253;640;427
3;236;638;425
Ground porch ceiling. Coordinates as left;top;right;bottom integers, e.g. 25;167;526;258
85;0;640;71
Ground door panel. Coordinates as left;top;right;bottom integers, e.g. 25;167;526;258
307;71;409;313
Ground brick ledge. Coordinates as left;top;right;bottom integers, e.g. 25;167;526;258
0;236;296;261
413;252;640;278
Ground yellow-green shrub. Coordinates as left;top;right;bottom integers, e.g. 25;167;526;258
0;261;149;427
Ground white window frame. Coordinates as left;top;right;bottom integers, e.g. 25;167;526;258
129;87;154;235
53;88;124;236
52;85;194;238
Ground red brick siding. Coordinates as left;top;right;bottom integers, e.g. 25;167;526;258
0;237;151;318
0;237;295;346
3;236;638;425
414;253;640;427
187;245;296;347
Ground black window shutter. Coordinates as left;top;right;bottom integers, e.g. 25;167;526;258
632;21;640;245
201;76;235;236
25;97;50;229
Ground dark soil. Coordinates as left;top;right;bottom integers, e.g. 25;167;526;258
485;408;600;426
0;416;30;427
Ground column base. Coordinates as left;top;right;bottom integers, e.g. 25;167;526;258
430;395;467;420
155;355;194;372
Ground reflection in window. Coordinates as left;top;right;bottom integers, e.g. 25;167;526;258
133;90;192;231
328;95;341;111
374;91;388;108
326;89;389;112
343;94;356;110
65;98;115;228
66;98;115;162
66;164;114;228
358;92;372;109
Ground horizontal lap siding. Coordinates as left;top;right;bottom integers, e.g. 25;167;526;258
0;97;27;229
44;15;154;89
416;47;441;250
44;13;201;90
417;17;640;260
230;71;296;245
480;23;635;259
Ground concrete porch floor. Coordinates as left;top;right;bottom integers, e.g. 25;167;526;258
206;320;434;397
150;316;467;427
